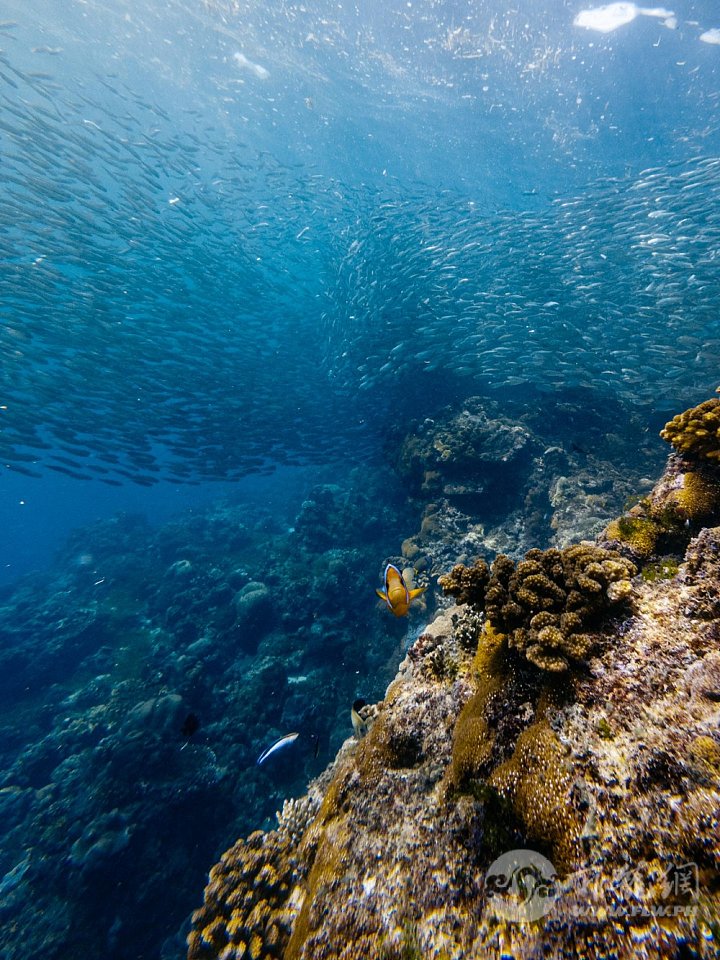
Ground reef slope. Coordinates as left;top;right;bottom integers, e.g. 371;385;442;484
188;407;720;960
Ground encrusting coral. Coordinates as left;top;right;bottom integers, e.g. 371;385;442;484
188;396;720;960
488;719;581;873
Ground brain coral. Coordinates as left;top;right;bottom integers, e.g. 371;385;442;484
660;396;720;461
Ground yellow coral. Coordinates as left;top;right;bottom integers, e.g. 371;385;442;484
527;625;572;672
443;624;507;795
488;720;581;873
605;579;633;602
689;735;720;773
201;919;225;946
661;397;720;461
673;470;720;522
225;913;244;939
187;821;306;960
604;516;659;558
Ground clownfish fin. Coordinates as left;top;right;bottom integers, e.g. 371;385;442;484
376;588;388;602
408;586;426;600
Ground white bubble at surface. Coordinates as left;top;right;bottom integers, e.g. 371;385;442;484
574;2;675;34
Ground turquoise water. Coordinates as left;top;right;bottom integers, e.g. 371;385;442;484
2;1;720;956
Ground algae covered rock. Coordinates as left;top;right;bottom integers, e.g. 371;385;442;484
69;809;132;872
233;581;274;650
395;398;534;504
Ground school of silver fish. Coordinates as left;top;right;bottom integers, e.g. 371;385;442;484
1;8;720;486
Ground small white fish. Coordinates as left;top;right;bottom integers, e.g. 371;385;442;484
256;731;299;766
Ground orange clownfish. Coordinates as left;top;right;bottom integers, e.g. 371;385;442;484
376;563;426;617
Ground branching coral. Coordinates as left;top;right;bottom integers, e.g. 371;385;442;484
276;796;318;847
440;546;636;672
660;396;720;461
437;559;490;606
496;545;636;672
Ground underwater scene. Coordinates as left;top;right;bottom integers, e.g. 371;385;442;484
1;0;720;957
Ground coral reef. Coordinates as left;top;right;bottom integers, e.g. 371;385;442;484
188;413;720;959
0;466;416;960
187;829;299;960
232;581;275;652
661;395;720;462
395;392;665;575
394;400;535;503
600;397;720;568
438;545;636;672
0;393;713;960
601;459;720;568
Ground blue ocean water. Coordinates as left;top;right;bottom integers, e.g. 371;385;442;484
2;0;720;957
2;0;720;578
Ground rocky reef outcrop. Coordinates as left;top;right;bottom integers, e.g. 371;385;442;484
394;392;663;572
188;397;720;959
